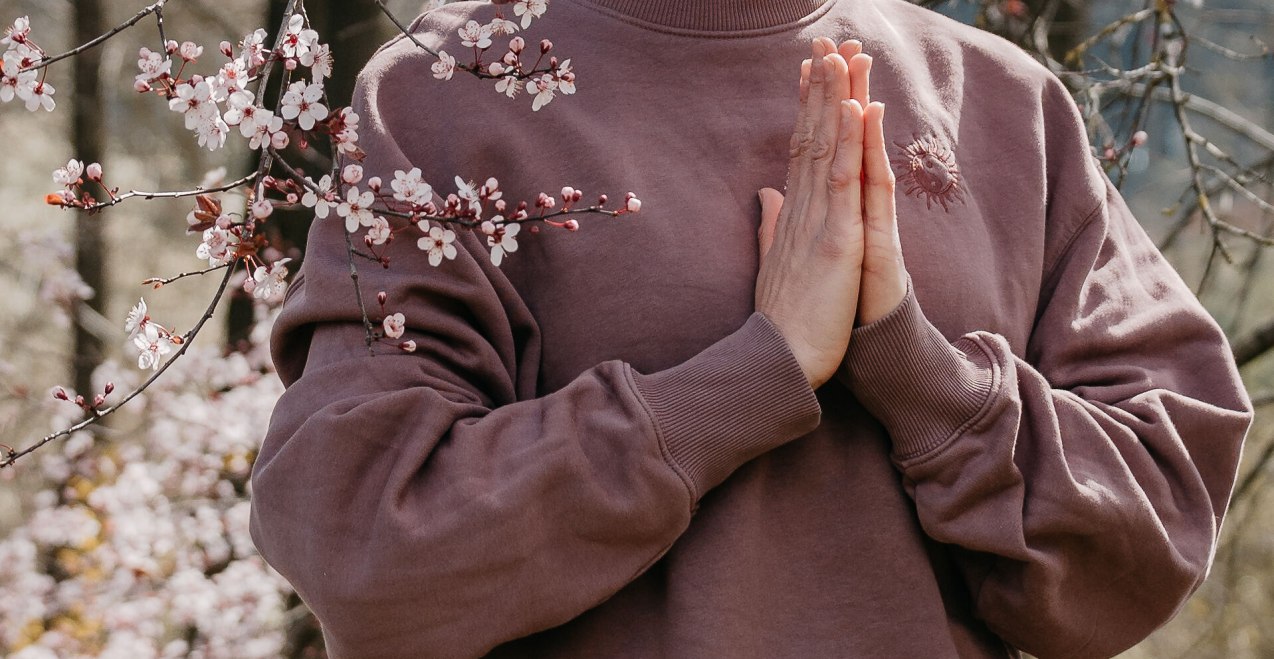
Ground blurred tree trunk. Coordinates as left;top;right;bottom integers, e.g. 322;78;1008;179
1031;0;1089;60
227;0;392;350
72;0;108;396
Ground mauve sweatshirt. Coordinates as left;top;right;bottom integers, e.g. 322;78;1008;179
247;1;1254;657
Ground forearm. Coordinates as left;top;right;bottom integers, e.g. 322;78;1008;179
842;269;1250;657
250;314;820;657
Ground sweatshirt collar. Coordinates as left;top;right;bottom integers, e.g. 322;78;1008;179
577;0;836;32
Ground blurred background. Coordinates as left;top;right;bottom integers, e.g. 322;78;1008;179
0;0;1271;656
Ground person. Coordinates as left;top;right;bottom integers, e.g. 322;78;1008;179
248;1;1253;657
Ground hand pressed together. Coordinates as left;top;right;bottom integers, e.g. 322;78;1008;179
754;37;909;389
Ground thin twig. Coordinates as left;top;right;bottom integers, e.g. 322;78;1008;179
74;173;257;213
0;265;236;468
141;263;232;288
21;0;170;73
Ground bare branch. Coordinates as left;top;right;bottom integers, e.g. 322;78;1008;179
21;0;171;73
0;264;236;469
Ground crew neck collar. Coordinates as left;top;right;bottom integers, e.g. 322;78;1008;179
576;0;836;32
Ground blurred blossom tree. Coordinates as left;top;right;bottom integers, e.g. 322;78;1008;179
0;0;1271;657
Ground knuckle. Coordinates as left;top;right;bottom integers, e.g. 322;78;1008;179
789;131;813;159
809;136;835;161
828;166;858;192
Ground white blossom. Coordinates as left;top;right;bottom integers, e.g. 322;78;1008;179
279;80;327;131
135;47;172;84
382;312;406;339
52;159;83;188
391;168;433;205
124;298;148;339
417;225;458;267
301;175;336;218
366;216;391;245
528;73;557;111
513;0;549;29
196;227;236;266
487;221;520;266
251;258;291;303
133;324;173;371
336;187;375;233
458;21;493;49
432;50;456;80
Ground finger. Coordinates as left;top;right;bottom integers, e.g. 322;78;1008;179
786;40;830;195
808;51;850;197
799;59;811;103
848;52;872;108
757;187;784;260
862;101;897;240
838;40;863;61
826;99;865;235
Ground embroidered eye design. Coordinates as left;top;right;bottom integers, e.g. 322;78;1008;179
891;135;966;212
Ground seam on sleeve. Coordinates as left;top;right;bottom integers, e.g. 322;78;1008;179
622;362;698;507
1041;196;1106;291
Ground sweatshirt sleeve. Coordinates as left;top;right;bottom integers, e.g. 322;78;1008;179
247;39;821;659
842;77;1253;657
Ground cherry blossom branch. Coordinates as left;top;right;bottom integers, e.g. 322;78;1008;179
20;0;170;73
371;0;439;58
0;264;235;469
68;173;257;213
141;263;231;288
344;227;377;351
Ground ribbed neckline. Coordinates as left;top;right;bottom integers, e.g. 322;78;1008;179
576;0;835;32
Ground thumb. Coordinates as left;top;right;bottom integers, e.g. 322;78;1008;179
757;187;783;261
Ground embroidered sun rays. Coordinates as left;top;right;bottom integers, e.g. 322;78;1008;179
891;135;965;212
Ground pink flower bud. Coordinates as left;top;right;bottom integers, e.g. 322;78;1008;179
502;51;519;66
509;36;525;53
342;164;364;185
271;131;290;150
561;186;575;201
565;219;579;231
86;163;103;181
104;382;115;395
572;189;583;203
1132;130;1149;147
481;220;497;235
368;176;382;192
54;387;69;401
134;79;152;93
74;395;86;407
285;58;298;71
597;194;608;205
540;39;553;54
399;340;418;353
626;197;642;213
220;41;234;57
489;62;505;75
286;192;299;204
252;199;273;219
243;277;257;294
495;199;507;213
377;291;388;306
93;394;105;408
165;40;179;55
549;56;559;68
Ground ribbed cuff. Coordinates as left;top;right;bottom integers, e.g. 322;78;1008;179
845;279;998;462
630;312;822;497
